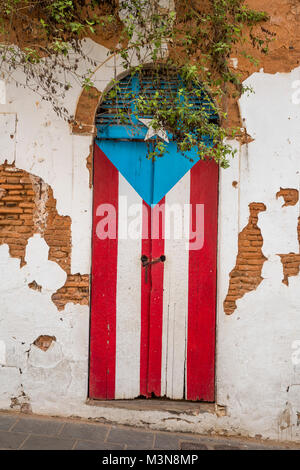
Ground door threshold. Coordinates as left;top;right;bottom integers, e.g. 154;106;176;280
86;398;222;416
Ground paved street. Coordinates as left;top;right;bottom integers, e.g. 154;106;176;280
0;411;297;450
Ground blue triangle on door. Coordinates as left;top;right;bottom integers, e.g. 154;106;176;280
95;139;210;206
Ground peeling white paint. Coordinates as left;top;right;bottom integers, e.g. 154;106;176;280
0;113;16;163
23;235;67;292
216;67;300;441
0;341;6;365
28;341;63;369
0;80;6;104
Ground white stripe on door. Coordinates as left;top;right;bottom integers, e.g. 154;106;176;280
115;175;143;399
161;171;190;399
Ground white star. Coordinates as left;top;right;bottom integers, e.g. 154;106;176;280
139;118;169;143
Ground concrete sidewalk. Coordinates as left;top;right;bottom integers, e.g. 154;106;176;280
0;411;297;450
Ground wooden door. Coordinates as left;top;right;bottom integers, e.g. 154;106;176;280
89;72;218;401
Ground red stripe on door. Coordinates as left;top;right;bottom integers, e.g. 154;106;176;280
89;143;119;400
140;201;151;397
187;160;219;401
147;199;165;397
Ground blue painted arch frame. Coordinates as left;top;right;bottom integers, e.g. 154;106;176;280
94;67;219;206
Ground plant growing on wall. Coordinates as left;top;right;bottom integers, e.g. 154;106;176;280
0;0;272;167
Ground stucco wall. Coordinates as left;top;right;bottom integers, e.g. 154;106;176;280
0;38;300;442
217;67;300;441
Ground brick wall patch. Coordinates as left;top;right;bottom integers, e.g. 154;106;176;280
33;335;56;351
28;280;42;292
224;202;267;315
71;87;101;135
52;273;90;311
276;187;299;207
278;215;300;286
0;162;71;271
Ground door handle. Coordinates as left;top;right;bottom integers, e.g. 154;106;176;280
141;255;166;267
141;255;166;283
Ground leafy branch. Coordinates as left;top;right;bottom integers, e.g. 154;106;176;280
0;0;273;166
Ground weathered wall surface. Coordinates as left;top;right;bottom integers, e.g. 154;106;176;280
0;32;300;441
217;66;300;441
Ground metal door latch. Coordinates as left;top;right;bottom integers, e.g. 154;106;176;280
141;254;166;283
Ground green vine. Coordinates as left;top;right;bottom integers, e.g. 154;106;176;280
103;0;272;166
0;0;273;167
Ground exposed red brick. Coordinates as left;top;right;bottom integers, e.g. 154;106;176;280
44;186;71;273
71;87;101;136
0;163;90;308
278;216;300;285
86;144;93;189
28;280;42;292
51;273;90;311
224;202;267;315
276;187;299;207
33;335;56;351
0;163;71;272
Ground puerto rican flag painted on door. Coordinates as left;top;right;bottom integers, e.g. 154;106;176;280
89;73;219;402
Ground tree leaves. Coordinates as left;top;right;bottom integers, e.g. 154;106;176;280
0;0;270;166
